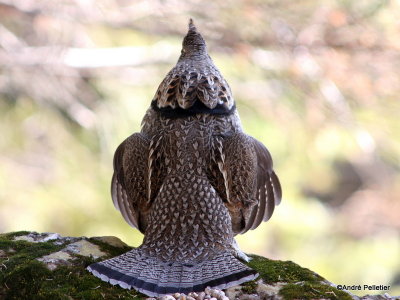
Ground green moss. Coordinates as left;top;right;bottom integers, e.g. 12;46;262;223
279;282;353;300
37;264;145;300
87;237;132;259
0;232;351;300
0;233;64;284
0;231;31;239
3;260;52;299
246;255;350;299
247;255;324;284
0;232;145;300
241;279;258;294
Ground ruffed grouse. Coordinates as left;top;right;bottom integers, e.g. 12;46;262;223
87;19;282;297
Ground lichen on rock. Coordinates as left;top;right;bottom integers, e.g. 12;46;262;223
0;231;398;300
37;251;75;271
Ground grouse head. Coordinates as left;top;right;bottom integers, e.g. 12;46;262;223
179;19;208;60
151;19;235;117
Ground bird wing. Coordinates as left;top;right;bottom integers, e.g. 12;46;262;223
210;132;282;235
243;136;282;232
111;132;164;233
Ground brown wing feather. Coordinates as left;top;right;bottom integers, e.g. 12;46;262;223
111;133;154;233
244;137;282;232
212;133;282;235
251;139;275;227
111;173;139;228
271;170;282;205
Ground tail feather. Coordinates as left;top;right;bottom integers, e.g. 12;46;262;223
87;248;258;297
182;263;194;293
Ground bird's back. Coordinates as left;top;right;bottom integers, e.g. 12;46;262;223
87;20;281;297
139;111;242;262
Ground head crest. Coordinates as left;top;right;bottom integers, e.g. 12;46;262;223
152;19;235;112
188;18;197;32
181;18;206;57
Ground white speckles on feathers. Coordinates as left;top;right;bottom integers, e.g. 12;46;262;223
93;20;281;298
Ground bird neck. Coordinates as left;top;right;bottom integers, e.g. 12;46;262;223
178;51;210;63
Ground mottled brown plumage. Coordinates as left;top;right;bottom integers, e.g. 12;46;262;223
87;19;282;297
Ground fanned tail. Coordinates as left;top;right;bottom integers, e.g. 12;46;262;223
87;248;258;297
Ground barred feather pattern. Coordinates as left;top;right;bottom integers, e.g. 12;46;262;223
154;61;234;111
88;250;257;297
87;19;281;297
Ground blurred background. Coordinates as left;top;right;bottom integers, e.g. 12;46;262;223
1;0;399;296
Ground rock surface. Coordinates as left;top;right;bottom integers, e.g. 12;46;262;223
0;231;398;300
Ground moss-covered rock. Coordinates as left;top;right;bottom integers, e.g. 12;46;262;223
247;254;324;284
0;232;397;300
0;231;143;300
279;282;353;300
242;255;352;299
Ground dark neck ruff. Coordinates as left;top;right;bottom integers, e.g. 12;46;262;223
151;100;236;119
